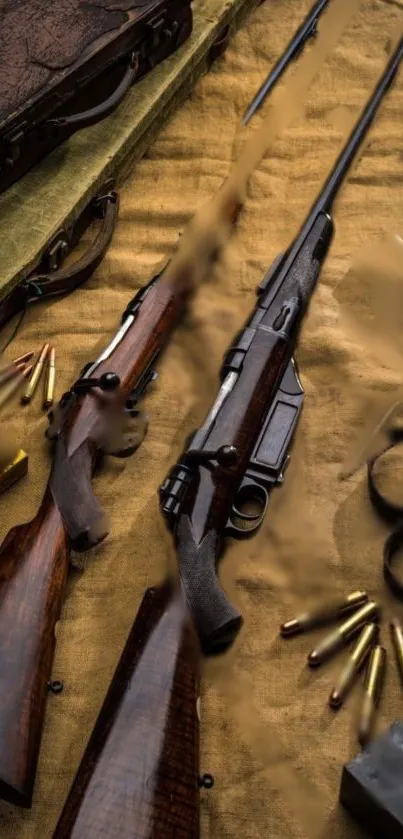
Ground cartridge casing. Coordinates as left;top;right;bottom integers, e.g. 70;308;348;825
390;619;403;688
358;646;386;747
21;344;49;404
281;591;369;638
307;601;380;668
0;365;33;409
43;347;56;410
329;623;378;708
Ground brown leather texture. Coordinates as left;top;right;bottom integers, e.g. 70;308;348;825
0;0;180;124
0;0;192;194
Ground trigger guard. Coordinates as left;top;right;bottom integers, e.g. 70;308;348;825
225;480;269;539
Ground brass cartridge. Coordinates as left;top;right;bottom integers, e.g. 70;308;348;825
12;351;34;366
358;646;387;747
21;344;49;404
307;601;380;668
0;449;28;496
43;347;56;410
0;365;33;409
329;623;378;709
280;591;369;638
390;618;403;689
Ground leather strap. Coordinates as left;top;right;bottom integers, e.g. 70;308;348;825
367;428;403;599
45;53;140;134
0;187;119;336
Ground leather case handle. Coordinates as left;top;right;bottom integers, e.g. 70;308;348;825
0;187;119;338
26;190;118;304
45;53;139;133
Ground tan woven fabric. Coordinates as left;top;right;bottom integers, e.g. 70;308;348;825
0;0;402;836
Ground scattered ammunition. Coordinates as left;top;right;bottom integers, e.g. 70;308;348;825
358;646;387;747
390;618;403;689
329;623;378;709
0;449;28;496
12;351;34;367
307;601;380;668
280;591;369;638
43;347;56;410
0;365;33;409
0;360;26;389
21;343;49;404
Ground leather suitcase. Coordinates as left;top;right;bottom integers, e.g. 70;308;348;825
0;0;193;196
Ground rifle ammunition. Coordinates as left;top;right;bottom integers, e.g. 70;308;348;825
0;449;28;496
358;646;386;747
21;343;49;404
390;618;403;688
0;360;27;389
329;623;378;709
307;601;380;668
12;351;34;366
43;347;56;410
0;364;33;409
280;591;368;637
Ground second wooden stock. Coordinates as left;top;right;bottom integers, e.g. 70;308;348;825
53;583;201;838
0;491;68;807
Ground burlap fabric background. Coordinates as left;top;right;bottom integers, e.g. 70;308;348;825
0;0;402;836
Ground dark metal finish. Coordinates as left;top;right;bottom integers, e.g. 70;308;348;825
160;41;402;655
242;0;330;125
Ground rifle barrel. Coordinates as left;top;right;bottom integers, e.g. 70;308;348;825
242;0;330;125
315;37;403;215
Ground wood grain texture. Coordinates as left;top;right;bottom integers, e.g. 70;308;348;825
0;0;260;300
0;0;177;125
0;491;68;807
0;272;191;807
53;584;200;838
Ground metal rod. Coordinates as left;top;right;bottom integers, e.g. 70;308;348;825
242;0;330;125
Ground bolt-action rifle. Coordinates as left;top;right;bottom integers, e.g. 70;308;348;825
160;38;403;656
0;257;211;808
49;39;402;839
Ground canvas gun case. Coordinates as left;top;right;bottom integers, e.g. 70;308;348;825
0;0;193;196
0;0;261;340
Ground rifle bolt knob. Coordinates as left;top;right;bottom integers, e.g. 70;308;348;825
217;445;238;466
99;372;120;391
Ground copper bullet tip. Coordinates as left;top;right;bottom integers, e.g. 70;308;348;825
329;690;342;709
307;651;320;668
12;351;34;366
39;343;50;362
22;365;33;378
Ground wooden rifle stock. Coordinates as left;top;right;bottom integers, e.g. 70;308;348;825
0;492;67;807
53;584;201;838
0;271;192;807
